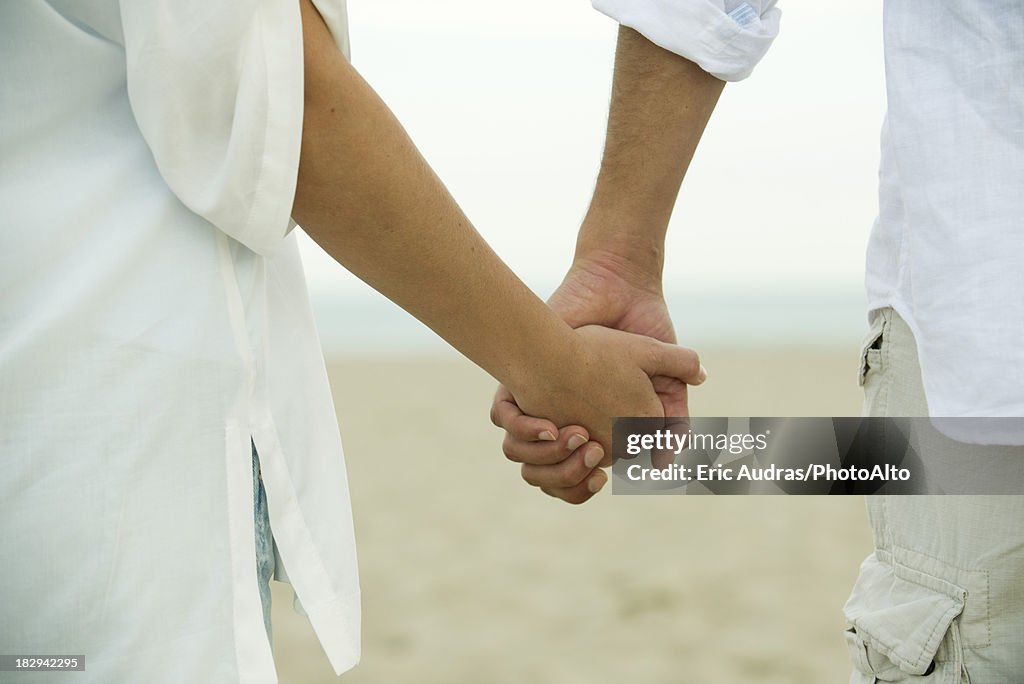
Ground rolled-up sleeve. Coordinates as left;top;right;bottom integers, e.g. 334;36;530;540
592;0;780;81
120;0;350;256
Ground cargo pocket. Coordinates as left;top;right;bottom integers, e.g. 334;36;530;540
843;552;969;683
859;309;893;418
858;310;888;388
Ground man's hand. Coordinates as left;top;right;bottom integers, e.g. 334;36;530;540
491;248;702;504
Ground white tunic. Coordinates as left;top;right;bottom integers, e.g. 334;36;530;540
594;0;1024;443
1;1;361;681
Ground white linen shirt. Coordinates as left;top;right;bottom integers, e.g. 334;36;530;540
1;1;360;682
595;0;1024;443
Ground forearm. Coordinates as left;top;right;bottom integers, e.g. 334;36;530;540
577;26;725;285
292;0;575;394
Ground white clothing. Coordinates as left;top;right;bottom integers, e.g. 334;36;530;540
866;1;1024;443
1;1;360;681
590;0;781;81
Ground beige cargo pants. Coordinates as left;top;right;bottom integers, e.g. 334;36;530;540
844;307;1024;683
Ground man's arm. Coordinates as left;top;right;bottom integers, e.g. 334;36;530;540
576;25;724;288
291;0;704;466
492;27;725;503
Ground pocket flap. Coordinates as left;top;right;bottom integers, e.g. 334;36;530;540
844;552;966;675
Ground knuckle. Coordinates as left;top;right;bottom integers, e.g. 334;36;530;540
688;350;702;376
502;437;522;463
538;449;566;466
640;340;661;369
560;459;589;487
541;486;587;505
550;473;575;489
563;489;591;505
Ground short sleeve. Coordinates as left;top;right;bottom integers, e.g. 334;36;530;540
119;0;350;256
592;0;781;82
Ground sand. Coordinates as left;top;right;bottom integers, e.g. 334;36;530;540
271;347;874;683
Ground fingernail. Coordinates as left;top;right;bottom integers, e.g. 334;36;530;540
698;364;708;383
584;446;604;469
566;434;587;451
587;474;606;494
538;430;556;441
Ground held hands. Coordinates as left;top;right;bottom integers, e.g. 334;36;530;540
491;252;704;504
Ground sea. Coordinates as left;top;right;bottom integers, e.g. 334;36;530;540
309;285;869;357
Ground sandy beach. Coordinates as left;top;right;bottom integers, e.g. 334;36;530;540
271;346;874;683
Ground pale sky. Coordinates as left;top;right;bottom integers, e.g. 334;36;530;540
298;0;887;302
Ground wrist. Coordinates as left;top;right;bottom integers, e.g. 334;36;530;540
572;238;665;298
573;213;667;293
501;315;586;404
